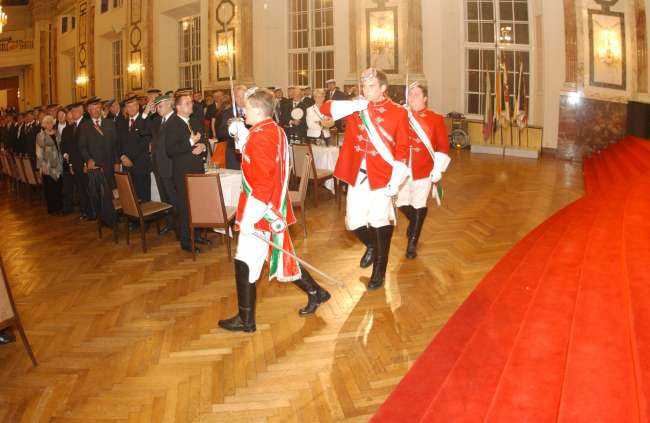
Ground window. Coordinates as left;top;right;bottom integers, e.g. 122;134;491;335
113;0;123;8
100;0;109;14
464;0;530;117
179;16;202;93
61;16;68;34
112;39;124;101
288;0;334;89
72;17;76;29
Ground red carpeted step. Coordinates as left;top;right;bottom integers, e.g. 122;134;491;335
582;157;599;196
591;153;612;194
415;200;587;423
371;201;583;423
597;148;624;191
481;198;600;422
600;145;629;189
557;193;640;422
619;138;650;174
622;173;650;422
382;200;586;422
607;143;640;182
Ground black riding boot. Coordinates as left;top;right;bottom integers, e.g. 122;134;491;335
406;207;428;259
367;225;394;290
353;226;375;268
292;267;331;316
218;259;257;332
399;205;416;237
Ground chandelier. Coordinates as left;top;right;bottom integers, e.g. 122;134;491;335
0;7;7;34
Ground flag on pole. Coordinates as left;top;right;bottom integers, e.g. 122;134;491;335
501;61;511;129
494;57;502;130
483;70;493;140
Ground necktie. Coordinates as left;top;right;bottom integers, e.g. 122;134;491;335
94;119;100;128
130;118;135;130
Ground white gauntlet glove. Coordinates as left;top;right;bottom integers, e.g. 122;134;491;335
330;100;369;120
430;152;451;183
228;119;250;151
238;196;268;235
384;161;408;197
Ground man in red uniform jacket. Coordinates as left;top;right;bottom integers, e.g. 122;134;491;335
218;88;330;333
396;82;451;259
320;68;410;290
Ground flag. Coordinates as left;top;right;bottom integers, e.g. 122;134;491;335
501;61;511;129
494;57;502;130
483;71;493;141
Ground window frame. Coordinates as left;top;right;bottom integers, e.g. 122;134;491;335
178;15;202;93
461;0;535;122
288;0;335;89
112;39;124;102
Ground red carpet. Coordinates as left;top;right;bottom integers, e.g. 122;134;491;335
373;137;650;422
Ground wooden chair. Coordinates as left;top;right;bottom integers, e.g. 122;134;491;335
185;173;237;261
291;143;335;207
97;189;123;244
0;255;37;366
114;172;173;253
289;153;312;238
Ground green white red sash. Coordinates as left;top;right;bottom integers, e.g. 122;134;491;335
240;125;301;282
359;109;395;165
407;110;435;160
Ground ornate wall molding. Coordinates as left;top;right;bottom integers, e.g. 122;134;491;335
564;0;578;86
634;0;647;92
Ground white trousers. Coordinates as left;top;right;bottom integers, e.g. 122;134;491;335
395;176;431;209
346;171;395;230
235;231;271;283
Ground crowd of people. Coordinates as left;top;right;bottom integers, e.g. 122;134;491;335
0;80;350;247
0;69;451;336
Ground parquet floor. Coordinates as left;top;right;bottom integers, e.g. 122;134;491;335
0;150;583;422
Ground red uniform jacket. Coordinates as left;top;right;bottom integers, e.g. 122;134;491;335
237;118;296;232
408;109;450;180
320;98;409;190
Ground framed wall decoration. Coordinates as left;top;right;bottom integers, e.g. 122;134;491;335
588;5;626;89
366;5;398;74
216;28;235;81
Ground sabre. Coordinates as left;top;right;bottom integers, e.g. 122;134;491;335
223;21;237;119
251;232;346;289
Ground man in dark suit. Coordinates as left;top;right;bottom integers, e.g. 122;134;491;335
116;96;153;201
279;86;307;142
325;79;348;101
325;79;349;132
216;85;247;170
166;93;208;253
19;110;39;164
301;86;315;108
61;102;92;219
79;97;119;226
151;94;176;234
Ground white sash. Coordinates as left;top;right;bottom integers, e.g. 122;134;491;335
359;109;394;165
407;110;435;160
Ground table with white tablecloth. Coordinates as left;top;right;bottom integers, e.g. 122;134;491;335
150;168;241;206
310;145;339;193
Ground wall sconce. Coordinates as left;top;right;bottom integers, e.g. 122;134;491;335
597;28;622;65
127;63;144;74
369;23;393;54
75;74;88;85
182;20;190;32
214;42;234;63
0;7;7;34
499;26;512;43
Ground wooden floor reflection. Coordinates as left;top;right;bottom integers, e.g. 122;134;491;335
0;150;583;422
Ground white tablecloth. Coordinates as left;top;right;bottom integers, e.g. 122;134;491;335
205;168;242;236
311;145;339;193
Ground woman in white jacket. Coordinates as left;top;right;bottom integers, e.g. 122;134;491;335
305;89;334;145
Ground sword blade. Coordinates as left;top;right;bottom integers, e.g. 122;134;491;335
251;232;345;289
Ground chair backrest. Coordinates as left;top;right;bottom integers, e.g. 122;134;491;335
13;156;26;183
292;143;315;179
297;153;312;204
21;157;38;186
0;153;8;177
114;172;141;218
185;173;229;227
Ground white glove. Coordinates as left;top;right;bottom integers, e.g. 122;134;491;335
430;170;442;183
330;100;369;120
430;152;451;183
228;119;250;151
239;195;268;235
384;161;408;197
